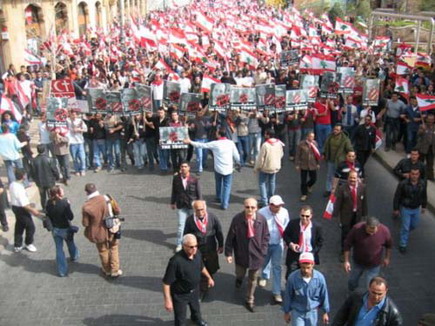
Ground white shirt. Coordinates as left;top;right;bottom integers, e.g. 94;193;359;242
152;83;164;100
38;122;51;144
9;181;30;207
191;138;240;175
67;118;87;144
179;77;192;94
258;206;290;245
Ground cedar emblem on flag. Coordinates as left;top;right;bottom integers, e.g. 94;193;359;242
416;94;435;112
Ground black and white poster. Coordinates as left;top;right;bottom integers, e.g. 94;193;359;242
159;126;189;149
280;50;299;67
46;97;69;128
230;87;256;110
136;84;153;113
179;93;202;115
163;81;181;107
106;92;123;115
122;88;141;115
255;84;275;110
300;75;319;102
209;83;231;111
286;90;308;110
87;88;107;113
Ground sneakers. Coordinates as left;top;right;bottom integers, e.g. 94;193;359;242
273;294;283;304
258;278;267;288
80;171;86;176
14;246;23;253
111;269;123;278
25;244;37;252
300;195;307;202
175;245;182;252
235;279;243;288
94;167;101;173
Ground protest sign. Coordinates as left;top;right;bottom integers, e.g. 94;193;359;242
106;92;123;114
136;84;153;113
159;126;189;149
280;50;299;67
275;85;287;112
46;97;69;128
163;81;181;107
209;83;231;111
87;89;107;113
300;75;319;103
363;79;381;106
230;87;256;110
51;79;79;110
337;67;355;94
320;72;339;99
179;93;202;115
286;89;308;110
256;84;275;110
122;88;141;115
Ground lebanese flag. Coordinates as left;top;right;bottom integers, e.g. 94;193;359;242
323;194;336;219
416;52;432;69
168;28;187;45
299;55;312;72
396;61;412;75
311;54;336;74
154;58;171;71
196;12;214;34
396;42;412;57
394;77;409;97
139;26;157;50
344;37;360;50
169;44;187;60
335;18;352;35
373;36;390;48
239;49;258;68
200;74;220;93
0;95;23;122
24;50;43;65
416;94;435;112
14;80;30;108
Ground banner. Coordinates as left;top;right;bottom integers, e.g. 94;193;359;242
230;87;256;110
87;89;107;113
275;85;287;112
179;93;203;114
46;97;69;128
136;84;153;113
363;79;381;106
256;84;275;110
106;92;123;114
159;126;189;149
320;72;339;99
163;81;181;107
337;67;355;94
122;88;141;115
300;75;319;103
280;50;299;67
286;90;308;110
51;79;79;111
209;83;231;111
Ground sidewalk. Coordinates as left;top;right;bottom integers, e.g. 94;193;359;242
374;143;435;214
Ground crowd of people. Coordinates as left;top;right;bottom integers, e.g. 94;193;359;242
1;0;435;325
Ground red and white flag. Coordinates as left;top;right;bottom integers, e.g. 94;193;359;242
416;52;432;69
311;54;336;74
200;74;220;93
154;59;171;72
396;61;412;75
335;18;352;35
416;94;435;112
323;194;336;219
394;77;409;98
0;95;23;122
168;28;187;45
195;12;214;34
24;50;43;65
373;36;390;49
239;49;258;68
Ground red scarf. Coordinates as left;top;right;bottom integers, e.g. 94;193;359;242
346;161;355;171
218;137;227;140
246;217;255;239
350;184;358;211
298;222;311;250
308;141;321;161
194;213;208;235
266;138;284;146
274;214;285;237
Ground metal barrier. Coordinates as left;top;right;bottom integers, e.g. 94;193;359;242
369;10;435;54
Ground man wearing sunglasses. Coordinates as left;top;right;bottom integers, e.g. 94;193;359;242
224;197;270;313
163;234;214;326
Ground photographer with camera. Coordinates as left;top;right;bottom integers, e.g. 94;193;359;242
82;183;123;278
45;185;79;277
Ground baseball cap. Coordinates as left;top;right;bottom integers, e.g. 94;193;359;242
269;195;284;206
299;252;314;264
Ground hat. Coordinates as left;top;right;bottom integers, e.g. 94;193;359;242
269;195;284;206
299;252;314;264
419;314;435;326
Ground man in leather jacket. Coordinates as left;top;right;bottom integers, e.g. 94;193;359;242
332;276;402;326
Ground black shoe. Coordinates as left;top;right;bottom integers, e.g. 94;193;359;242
245;302;255;313
235;279;242;288
2;225;9;232
192;320;208;326
323;191;331;198
399;246;407;254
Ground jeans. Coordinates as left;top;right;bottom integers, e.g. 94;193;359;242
400;206;421;247
406;127;418;153
171;149;187;172
145;137;158;169
176;208;193;246
237;135;250;166
133;139;147;168
325;161;336;192
4;159;29;186
69;143;86;173
52;227;79;276
215;172;233;209
249;132;262;162
12;206;35;247
106;139;121;169
288;129;301;157
93;139;107;168
158;148;170;171
348;262;381;292
291;309;318;326
384;117;400;149
121;139;134;168
315;124;331;151
56;154;70;180
259;172;276;206
261;243;283;295
84;138;94;169
153;99;162;110
194;139;208;172
300;170;317;195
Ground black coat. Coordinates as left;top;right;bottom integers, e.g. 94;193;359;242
352;124;376;151
170;173;201;209
332;290;403;326
283;218;323;265
32;153;59;188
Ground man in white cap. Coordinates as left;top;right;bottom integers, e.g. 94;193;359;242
257;195;290;303
283;252;330;325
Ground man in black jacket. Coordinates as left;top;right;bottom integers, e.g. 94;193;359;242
393;149;426;181
32;144;59;209
352;115;376;168
393;168;427;254
332;276;402;326
171;162;202;252
183;200;223;299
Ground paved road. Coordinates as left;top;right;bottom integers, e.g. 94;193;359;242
0;154;434;325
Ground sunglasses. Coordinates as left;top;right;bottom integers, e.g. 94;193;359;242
300;214;311;218
245;206;257;209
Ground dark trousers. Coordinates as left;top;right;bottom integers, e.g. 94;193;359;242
300;170;317;195
0;191;8;227
121;140;135;168
12;206;35;247
421;147;434;180
38;186;51;209
384;117;400;149
56;154;70;180
145;137;158;168
171;149;187;172
356;150;372;168
341;212;358;251
172;289;201;326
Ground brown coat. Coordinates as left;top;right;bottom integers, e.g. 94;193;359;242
51;132;69;156
332;182;367;226
295;140;320;171
416;124;435;155
82;194;121;243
